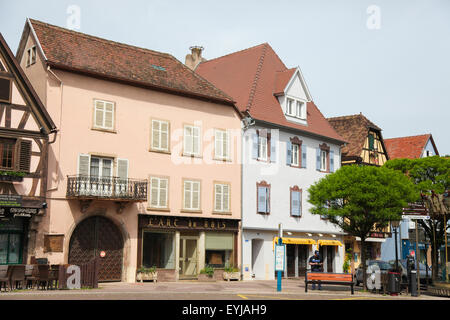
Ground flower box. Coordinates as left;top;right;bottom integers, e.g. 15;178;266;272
223;271;241;281
136;271;157;283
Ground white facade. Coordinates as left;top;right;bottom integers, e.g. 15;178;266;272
241;124;345;280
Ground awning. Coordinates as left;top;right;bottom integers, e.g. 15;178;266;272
317;240;343;247
355;237;386;243
272;237;316;249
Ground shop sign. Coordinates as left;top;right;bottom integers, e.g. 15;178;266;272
369;232;390;239
139;214;239;232
0;195;22;207
0;207;39;218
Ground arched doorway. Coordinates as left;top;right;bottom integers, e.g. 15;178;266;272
69;216;123;281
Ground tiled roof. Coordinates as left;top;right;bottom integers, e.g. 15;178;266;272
28;19;234;105
384;134;432;159
195;43;345;143
327;114;382;157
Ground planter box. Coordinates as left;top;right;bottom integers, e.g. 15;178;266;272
223;272;241;281
198;273;216;282
136;272;157;283
0;175;23;182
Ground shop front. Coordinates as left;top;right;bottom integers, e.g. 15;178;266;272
137;214;240;281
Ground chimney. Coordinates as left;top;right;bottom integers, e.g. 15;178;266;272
185;46;206;70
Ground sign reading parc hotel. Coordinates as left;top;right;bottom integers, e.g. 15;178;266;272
138;214;239;232
0;195;22;207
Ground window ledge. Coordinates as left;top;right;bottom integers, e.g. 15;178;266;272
180;209;202;214
146;207;170;212
91;127;117;134
149;148;171;155
257;212;270;215
212;211;232;216
182;153;202;159
213;157;231;162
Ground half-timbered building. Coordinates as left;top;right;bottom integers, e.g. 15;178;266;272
0;33;56;265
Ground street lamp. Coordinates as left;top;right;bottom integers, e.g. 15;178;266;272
391;220;401;272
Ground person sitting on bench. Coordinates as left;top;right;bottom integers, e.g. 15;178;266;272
309;250;323;290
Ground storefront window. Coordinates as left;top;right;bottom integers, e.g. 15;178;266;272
205;232;234;268
142;231;175;269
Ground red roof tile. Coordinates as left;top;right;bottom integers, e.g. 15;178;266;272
384;134;433;159
195;43;345;143
28;19;234;105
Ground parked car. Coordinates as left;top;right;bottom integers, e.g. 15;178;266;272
355;260;391;286
388;259;432;284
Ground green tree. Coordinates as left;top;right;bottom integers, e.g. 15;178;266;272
384;156;450;281
308;165;417;290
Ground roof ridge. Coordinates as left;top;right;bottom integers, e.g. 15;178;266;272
384;133;431;141
29;18;172;59
199;42;268;66
327;113;365;121
246;43;268;112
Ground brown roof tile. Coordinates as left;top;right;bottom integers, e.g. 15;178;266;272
327;114;382;157
384;134;433;159
28;19;234;105
195;43;345;143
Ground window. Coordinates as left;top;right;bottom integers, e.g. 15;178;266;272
26;46;36;67
257;182;270;214
151;120;169;152
296;101;304;118
89;157;113;179
286;98;294;116
0;77;11;103
184;125;201;156
292;144;299;166
215;129;229;160
93;100;115;130
368;133;375;151
258;135;268;161
0;138;15;170
214;183;230;213
149;177;168;208
320;150;327;171
286;98;306;119
183;180;201;210
205;232;234;268
142;231;175;269
290;187;302;217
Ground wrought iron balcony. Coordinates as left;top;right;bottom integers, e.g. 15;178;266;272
66;175;147;201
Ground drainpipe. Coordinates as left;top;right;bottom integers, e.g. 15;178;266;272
46;66;63;192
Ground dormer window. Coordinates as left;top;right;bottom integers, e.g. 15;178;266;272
286;98;305;119
26;46;36;67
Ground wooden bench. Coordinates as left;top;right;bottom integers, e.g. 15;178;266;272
305;272;354;294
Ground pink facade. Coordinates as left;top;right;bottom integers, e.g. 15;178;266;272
18;22;242;282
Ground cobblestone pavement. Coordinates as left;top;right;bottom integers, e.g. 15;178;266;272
0;279;446;300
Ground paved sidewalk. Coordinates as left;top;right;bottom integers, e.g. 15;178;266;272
0;279;446;300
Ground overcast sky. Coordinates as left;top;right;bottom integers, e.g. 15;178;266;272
1;0;449;155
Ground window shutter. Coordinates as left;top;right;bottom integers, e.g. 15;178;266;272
291;191;301;216
257;186;267;213
184;181;191;209
150;178;159;207
117;158;128;180
192;182;200;209
330;150;335;172
94;101;104;127
152;120;160;149
159;178;168;207
223;184;229;212
17;139;32;172
215;184;222;211
252;133;258;160
286;141;292;165
223;131;229;159
299;190;302;216
193;127;200;155
270;136;277;163
316;148;321;171
301;144;307;168
77;154;91;176
266;187;270;213
161;121;169;150
104;102;114;129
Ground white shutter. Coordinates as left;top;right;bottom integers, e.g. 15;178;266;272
116;158;129;196
104;102;114;129
184;181;191;209
184;126;192;155
77;154;91;176
223;184;230;212
150;178;159;207
192;181;200;209
215;184;222;211
215;130;222;159
161;121;169;150
193;127;200;155
94;101;104;127
159;178;168;207
152;120;161;149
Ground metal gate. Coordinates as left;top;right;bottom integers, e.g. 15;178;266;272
69;216;123;281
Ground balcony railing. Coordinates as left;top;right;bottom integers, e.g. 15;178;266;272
66;175;147;201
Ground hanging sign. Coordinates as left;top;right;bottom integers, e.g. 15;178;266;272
0;195;22;207
100;251;106;258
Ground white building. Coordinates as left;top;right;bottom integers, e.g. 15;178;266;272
194;43;347;280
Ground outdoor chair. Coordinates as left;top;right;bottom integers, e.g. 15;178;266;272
9;265;26;290
37;265;50;290
0;265;12;292
25;265;39;289
48;265;60;289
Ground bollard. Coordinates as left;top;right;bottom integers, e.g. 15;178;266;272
410;270;418;297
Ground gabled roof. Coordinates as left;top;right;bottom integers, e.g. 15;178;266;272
0;32;56;133
18;19;235;106
327;114;382;158
384;134;438;159
195;43;345;144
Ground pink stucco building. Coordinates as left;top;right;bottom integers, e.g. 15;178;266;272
16;19;242;282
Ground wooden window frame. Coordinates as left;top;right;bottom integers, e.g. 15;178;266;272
290;186;302;218
212;181;231;215
181;178;202;213
0;76;12;104
0;137;16;170
256;180;271;215
319;143;330;173
150;118;171;154
148;175;170;211
92;99;116;133
256;129;271;163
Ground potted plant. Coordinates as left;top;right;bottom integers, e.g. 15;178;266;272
136;266;157;282
223;266;240;281
198;266;215;282
0;170;27;182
